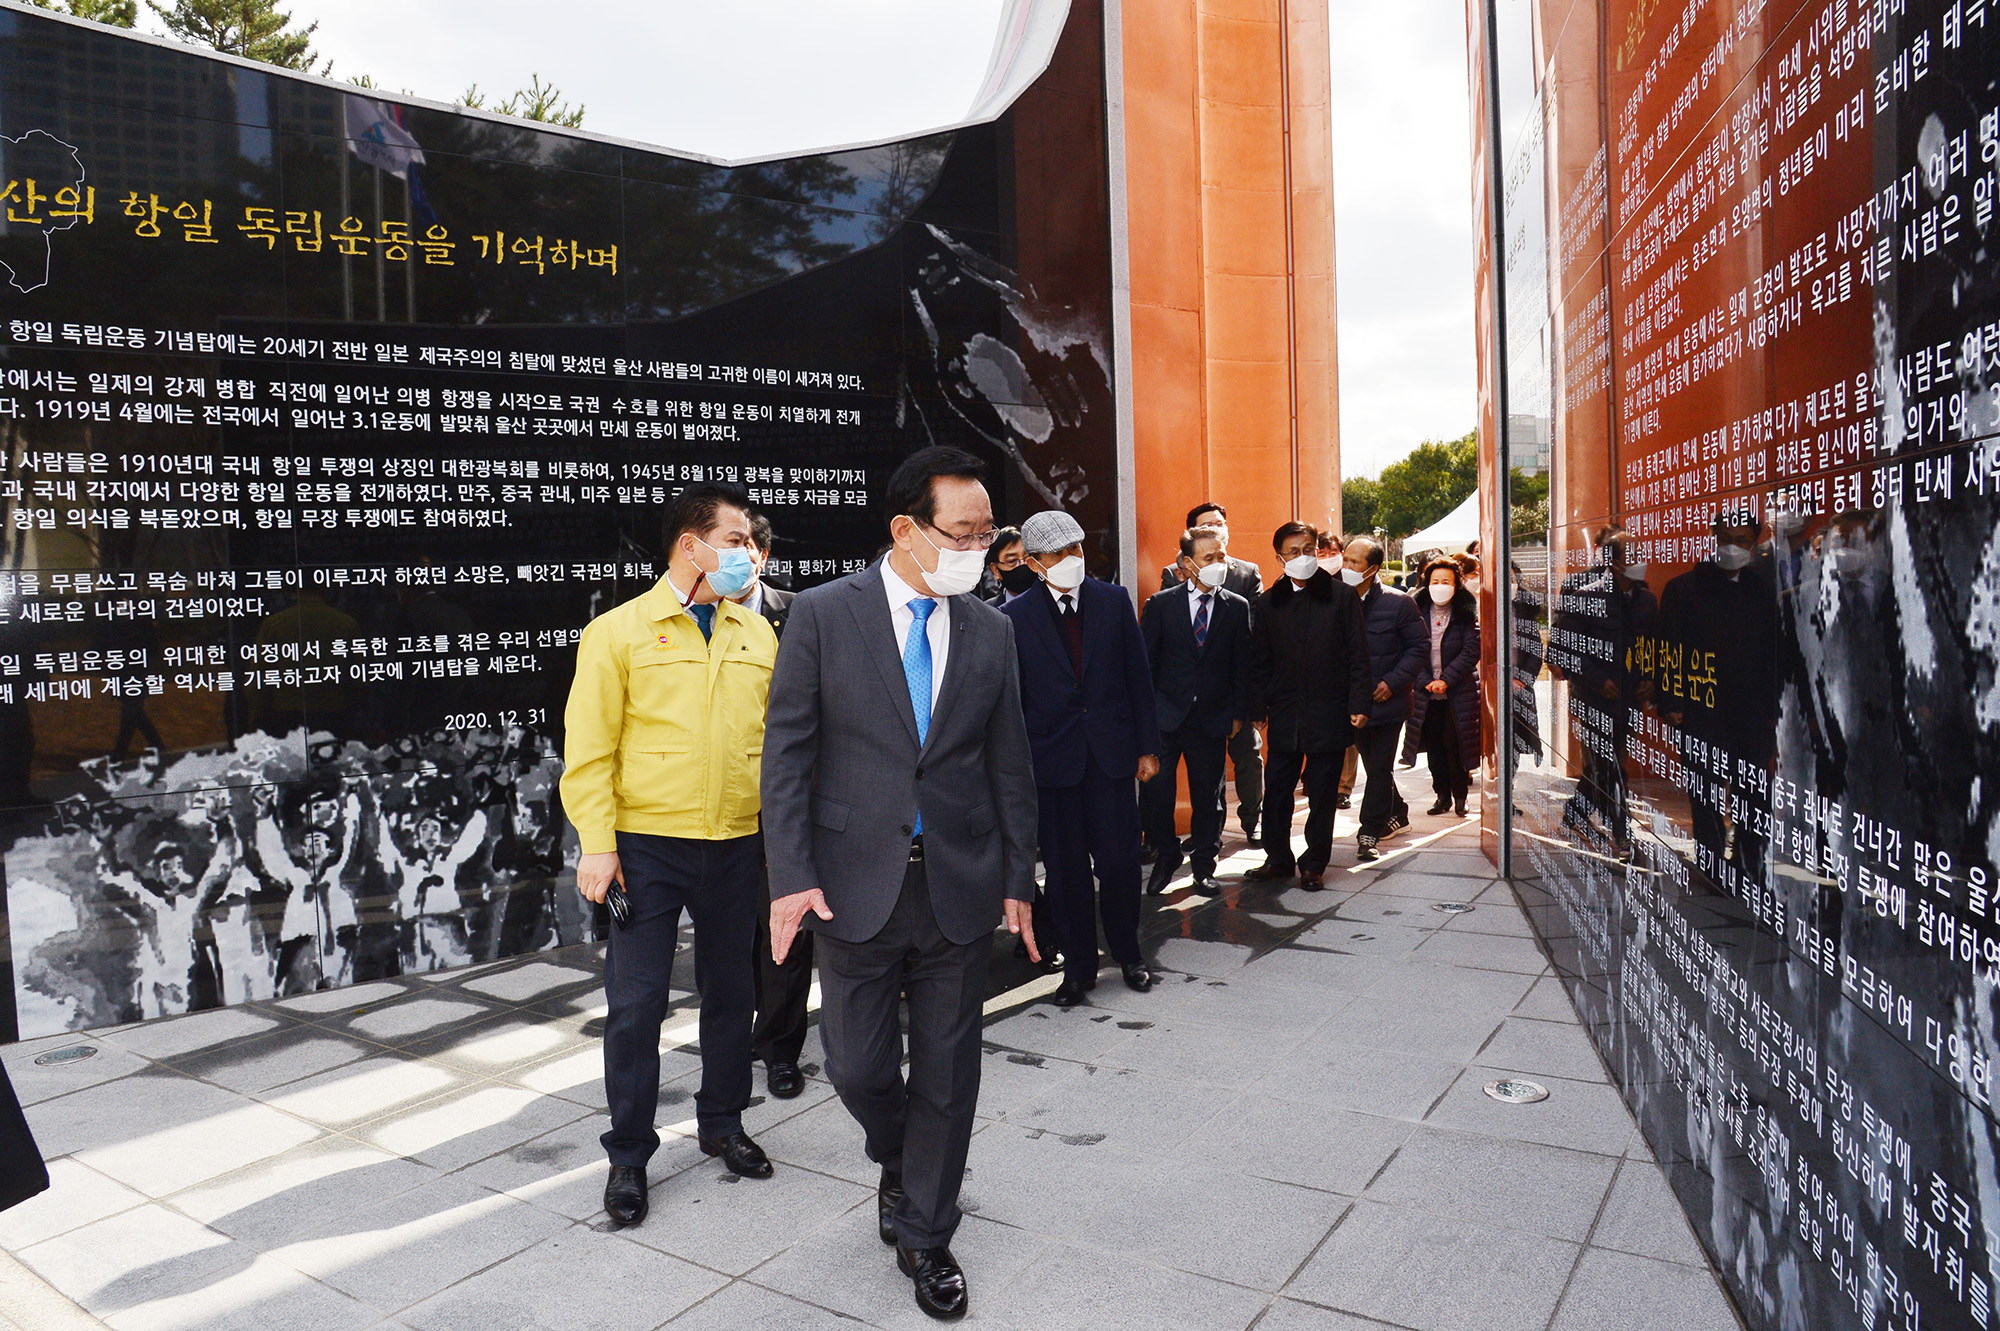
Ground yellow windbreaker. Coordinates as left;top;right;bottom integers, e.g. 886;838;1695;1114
559;576;777;851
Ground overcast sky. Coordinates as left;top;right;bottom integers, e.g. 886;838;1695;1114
1329;0;1479;478
197;1;1476;480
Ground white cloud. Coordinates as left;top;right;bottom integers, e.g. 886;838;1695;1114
1331;0;1478;479
255;0;1011;161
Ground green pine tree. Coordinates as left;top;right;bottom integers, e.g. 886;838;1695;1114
24;0;138;27
145;0;325;72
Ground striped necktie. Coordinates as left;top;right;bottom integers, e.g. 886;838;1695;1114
1194;592;1211;649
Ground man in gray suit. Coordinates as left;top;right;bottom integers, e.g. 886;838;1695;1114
762;446;1040;1323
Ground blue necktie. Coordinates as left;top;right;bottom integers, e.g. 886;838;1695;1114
1194;592;1210;650
904;598;936;835
687;602;714;642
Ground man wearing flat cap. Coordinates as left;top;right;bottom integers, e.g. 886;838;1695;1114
1001;510;1162;1007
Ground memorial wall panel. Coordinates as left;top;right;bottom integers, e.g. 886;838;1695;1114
0;4;1114;1040
1487;0;2000;1326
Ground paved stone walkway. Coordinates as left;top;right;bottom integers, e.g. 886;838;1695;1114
1;790;1743;1330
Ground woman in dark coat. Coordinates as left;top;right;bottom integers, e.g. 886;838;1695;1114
1410;557;1481;816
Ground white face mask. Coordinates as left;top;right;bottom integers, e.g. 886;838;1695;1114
911;524;986;597
1339;566;1366;586
1715;543;1753;571
1465;577;1482;597
1429;583;1456;605
1195;562;1230;590
1319;557;1343;577
1620;562;1648;583
1042;554;1086;591
1827;546;1874;577
1284;554;1320;582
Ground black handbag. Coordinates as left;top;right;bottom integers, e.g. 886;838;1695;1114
0;1060;50;1213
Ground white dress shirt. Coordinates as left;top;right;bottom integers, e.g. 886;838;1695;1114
1043;581;1081;615
1186;579;1217;625
882;558;950;704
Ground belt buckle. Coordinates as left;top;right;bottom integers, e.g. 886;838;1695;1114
909;835;925;863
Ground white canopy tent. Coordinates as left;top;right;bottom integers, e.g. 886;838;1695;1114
1401;490;1481;557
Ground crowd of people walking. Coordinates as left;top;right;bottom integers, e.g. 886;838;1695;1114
556;451;1484;1320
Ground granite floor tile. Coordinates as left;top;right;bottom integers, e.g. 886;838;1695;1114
750;1211;1051;1331
956;1122;1165;1235
1305;991;1505;1063
336;996;501;1046
1475;1017;1610;1085
745;1094;879;1186
1088;1161;1351;1290
1549;1246;1741;1330
397;1014;590;1076
0;1158;146;1249
96;1008;286;1062
16;1205;242;1318
1287;1199;1577;1331
662;1281;848;1330
617;1159;870;1275
1423;1069;1636;1156
1176;1094;1411;1195
258;1055;465;1130
1359;961;1537;1017
999;1064;1238;1153
1409;929;1550;975
451;1111;704;1222
1142;936;1256;977
1363;1126;1618;1240
3;1036;153;1106
66;1083;324;1198
1512;973;1582;1023
271;981;411;1018
1256;1299;1422;1330
1588;1160;1711;1266
1165;975;1355;1038
401;1226;724;1331
981;1004;1154;1063
103;1253;379;1331
170;1138;439;1249
984;1241;1270;1331
359;1082;593;1173
1294;918;1434;960
1092;1014;1310;1088
271;1176;570;1310
166;1029;378;1097
1253;1040;1463;1120
456;963;598;1005
1233;948;1402;998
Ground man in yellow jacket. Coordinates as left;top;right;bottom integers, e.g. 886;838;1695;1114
561;482;780;1229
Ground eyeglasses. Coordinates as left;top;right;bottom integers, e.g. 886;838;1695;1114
913;518;1001;551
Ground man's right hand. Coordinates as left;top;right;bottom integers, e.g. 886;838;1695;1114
1373;681;1391;702
576;851;623;904
771;889;834;963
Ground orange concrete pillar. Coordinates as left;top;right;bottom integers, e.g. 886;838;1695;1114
1115;0;1340;591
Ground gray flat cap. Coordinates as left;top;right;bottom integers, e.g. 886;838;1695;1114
1020;509;1085;554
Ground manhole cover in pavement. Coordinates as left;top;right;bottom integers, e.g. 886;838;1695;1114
1432;902;1477;914
1483;1078;1548;1104
34;1045;97;1066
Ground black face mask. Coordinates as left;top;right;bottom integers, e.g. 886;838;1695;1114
999;564;1040;594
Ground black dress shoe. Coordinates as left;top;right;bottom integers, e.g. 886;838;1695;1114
1335;795;1352;809
1051;979;1090;1008
897;1245;969;1321
1427;798;1452;815
1455;800;1468;817
878;1169;904;1246
1298;869;1325;891
1146;848;1183;894
1139;843;1158;866
1242;861;1295;882
1122;962;1154;992
1189;876;1222;896
603;1164;648;1227
1242;826;1261;847
698;1131;774;1179
766;1062;804;1099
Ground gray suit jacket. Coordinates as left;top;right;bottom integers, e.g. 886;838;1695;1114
760;560;1040;946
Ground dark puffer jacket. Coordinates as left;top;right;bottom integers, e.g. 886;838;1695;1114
1408;587;1481;769
1248;569;1373;753
1359;581;1428;728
